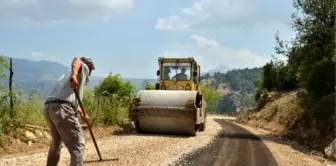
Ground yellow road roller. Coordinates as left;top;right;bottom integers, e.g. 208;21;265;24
129;57;207;136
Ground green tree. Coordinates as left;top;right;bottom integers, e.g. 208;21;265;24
94;73;136;101
143;80;154;90
200;85;220;113
251;0;335;144
91;73;136;125
274;0;335;102
261;61;277;91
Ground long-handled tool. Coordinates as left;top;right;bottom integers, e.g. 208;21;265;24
73;89;103;161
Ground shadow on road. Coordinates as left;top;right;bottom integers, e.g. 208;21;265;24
219;132;266;140
215;119;278;141
115;131;193;138
84;158;119;164
114;123;193;138
214;118;274;141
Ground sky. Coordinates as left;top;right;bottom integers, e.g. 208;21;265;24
0;0;296;78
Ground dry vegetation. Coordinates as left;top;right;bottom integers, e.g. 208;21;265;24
237;91;302;134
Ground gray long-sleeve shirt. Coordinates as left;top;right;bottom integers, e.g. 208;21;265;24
46;61;90;110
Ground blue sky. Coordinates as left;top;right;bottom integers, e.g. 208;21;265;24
0;0;296;78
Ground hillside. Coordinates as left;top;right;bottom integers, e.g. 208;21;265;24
206;64;231;75
200;67;262;114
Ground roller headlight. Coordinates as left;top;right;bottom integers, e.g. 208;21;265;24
161;85;166;90
185;85;191;90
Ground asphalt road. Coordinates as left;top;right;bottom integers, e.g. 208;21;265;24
176;118;278;166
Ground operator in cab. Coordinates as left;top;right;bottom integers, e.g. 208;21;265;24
172;67;188;80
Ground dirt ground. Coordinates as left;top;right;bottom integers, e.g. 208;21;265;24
0;115;334;166
0;124;130;157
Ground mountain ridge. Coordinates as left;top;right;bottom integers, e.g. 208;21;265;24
0;56;158;96
0;56;243;96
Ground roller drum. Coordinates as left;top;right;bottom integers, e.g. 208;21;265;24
132;90;200;136
136;90;199;107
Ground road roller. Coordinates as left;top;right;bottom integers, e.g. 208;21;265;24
129;57;207;136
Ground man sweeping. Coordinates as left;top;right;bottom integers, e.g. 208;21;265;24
43;56;95;166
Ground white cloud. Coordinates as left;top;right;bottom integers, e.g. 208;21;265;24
155;16;189;31
182;1;205;16
155;0;294;31
0;0;133;26
30;51;44;57
30;51;58;60
159;34;269;71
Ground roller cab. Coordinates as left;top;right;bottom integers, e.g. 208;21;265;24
129;57;207;136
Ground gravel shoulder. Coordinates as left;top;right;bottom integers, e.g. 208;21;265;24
0;116;223;166
0;115;330;166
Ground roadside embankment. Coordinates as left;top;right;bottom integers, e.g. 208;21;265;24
236;91;335;163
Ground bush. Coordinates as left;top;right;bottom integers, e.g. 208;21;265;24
0;73;136;135
82;90;130;126
14;91;46;127
80;73;136;126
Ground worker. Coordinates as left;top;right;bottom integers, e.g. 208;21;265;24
43;56;95;166
173;67;188;80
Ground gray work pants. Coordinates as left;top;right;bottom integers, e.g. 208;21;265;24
43;102;85;166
